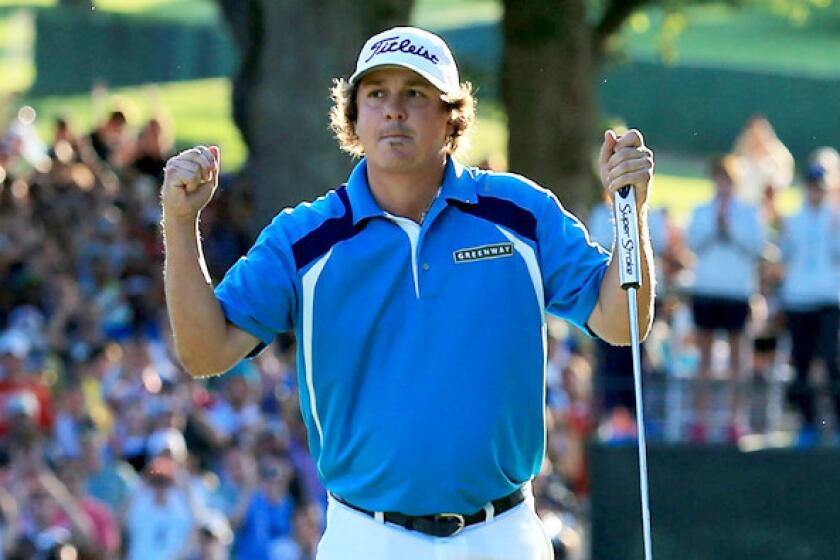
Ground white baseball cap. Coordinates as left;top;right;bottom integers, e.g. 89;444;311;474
349;26;459;95
147;427;187;462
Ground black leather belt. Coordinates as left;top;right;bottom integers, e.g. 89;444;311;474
333;487;526;538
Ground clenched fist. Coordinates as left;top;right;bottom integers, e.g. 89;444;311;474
598;129;654;208
161;145;220;223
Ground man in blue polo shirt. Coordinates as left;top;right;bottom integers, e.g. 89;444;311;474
162;26;655;560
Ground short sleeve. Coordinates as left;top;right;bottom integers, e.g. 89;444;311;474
538;192;610;335
214;214;299;349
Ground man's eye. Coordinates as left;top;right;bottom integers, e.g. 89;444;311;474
367;89;384;98
407;89;425;98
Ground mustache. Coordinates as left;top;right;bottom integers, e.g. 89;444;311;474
379;125;414;139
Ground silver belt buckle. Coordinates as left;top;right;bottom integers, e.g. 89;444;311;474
436;513;466;536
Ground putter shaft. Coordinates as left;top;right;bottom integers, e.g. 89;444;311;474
628;287;653;560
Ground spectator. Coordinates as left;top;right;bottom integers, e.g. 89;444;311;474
0;451;21;559
552;355;594;495
278;395;326;508
73;345;115;435
110;399;149;472
779;165;840;447
200;194;254;281
48;117;93;170
128;118;171;184
732;114;794;207
204;362;263;447
79;427;138;517
214;446;258;518
0;330;53;437
809;146;840;194
52;460;120;558
686;154;767;443
270;503;323;560
52;386;91;459
189;509;232;560
146;426;188;470
86;111;130;170
124;456;195;560
18;469;96;555
231;456;297;560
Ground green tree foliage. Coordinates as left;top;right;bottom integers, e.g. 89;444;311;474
499;0;832;212
217;0;414;230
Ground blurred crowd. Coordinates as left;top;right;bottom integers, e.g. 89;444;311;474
0;95;839;560
0;99;326;560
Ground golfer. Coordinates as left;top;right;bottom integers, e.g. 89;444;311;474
162;26;655;560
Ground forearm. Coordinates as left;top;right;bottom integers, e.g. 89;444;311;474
163;215;238;376
592;208;655;345
0;490;19;553
42;482;95;545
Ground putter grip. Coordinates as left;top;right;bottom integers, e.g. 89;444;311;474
612;186;642;289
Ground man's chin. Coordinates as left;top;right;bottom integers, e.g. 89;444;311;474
369;152;419;172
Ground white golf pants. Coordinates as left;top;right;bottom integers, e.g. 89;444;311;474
315;490;554;560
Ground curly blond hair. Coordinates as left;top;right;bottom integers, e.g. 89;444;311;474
328;77;476;158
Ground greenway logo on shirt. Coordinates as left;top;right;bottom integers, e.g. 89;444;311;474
453;242;514;263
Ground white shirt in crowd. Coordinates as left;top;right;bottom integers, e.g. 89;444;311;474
206;399;262;439
780;201;840;309
125;485;194;560
687;196;766;300
738;154;794;205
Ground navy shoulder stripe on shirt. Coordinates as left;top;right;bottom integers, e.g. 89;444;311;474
292;186;362;270
453;195;538;242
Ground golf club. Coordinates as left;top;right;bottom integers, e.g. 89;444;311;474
613;185;653;560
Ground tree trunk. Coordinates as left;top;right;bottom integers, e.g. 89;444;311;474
219;0;414;231
500;0;599;217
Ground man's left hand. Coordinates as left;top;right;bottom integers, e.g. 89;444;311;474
598;129;654;206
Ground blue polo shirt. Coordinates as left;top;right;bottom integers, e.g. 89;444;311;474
215;157;609;515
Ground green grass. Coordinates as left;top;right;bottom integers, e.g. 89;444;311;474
0;57;32;92
412;0;500;30
0;0;217;21
0;9;34;92
0;0;50;6
25;78;247;168
621;4;840;78
94;0;217;21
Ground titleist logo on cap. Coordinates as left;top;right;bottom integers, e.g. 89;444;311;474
364;35;440;65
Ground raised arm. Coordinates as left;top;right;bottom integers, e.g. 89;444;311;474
586;129;655;345
161;146;258;377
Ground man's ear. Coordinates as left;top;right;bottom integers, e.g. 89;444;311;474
446;119;455;138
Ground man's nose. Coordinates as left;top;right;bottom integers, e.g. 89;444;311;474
384;95;407;121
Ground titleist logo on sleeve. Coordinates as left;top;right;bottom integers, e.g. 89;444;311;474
364;35;440;64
